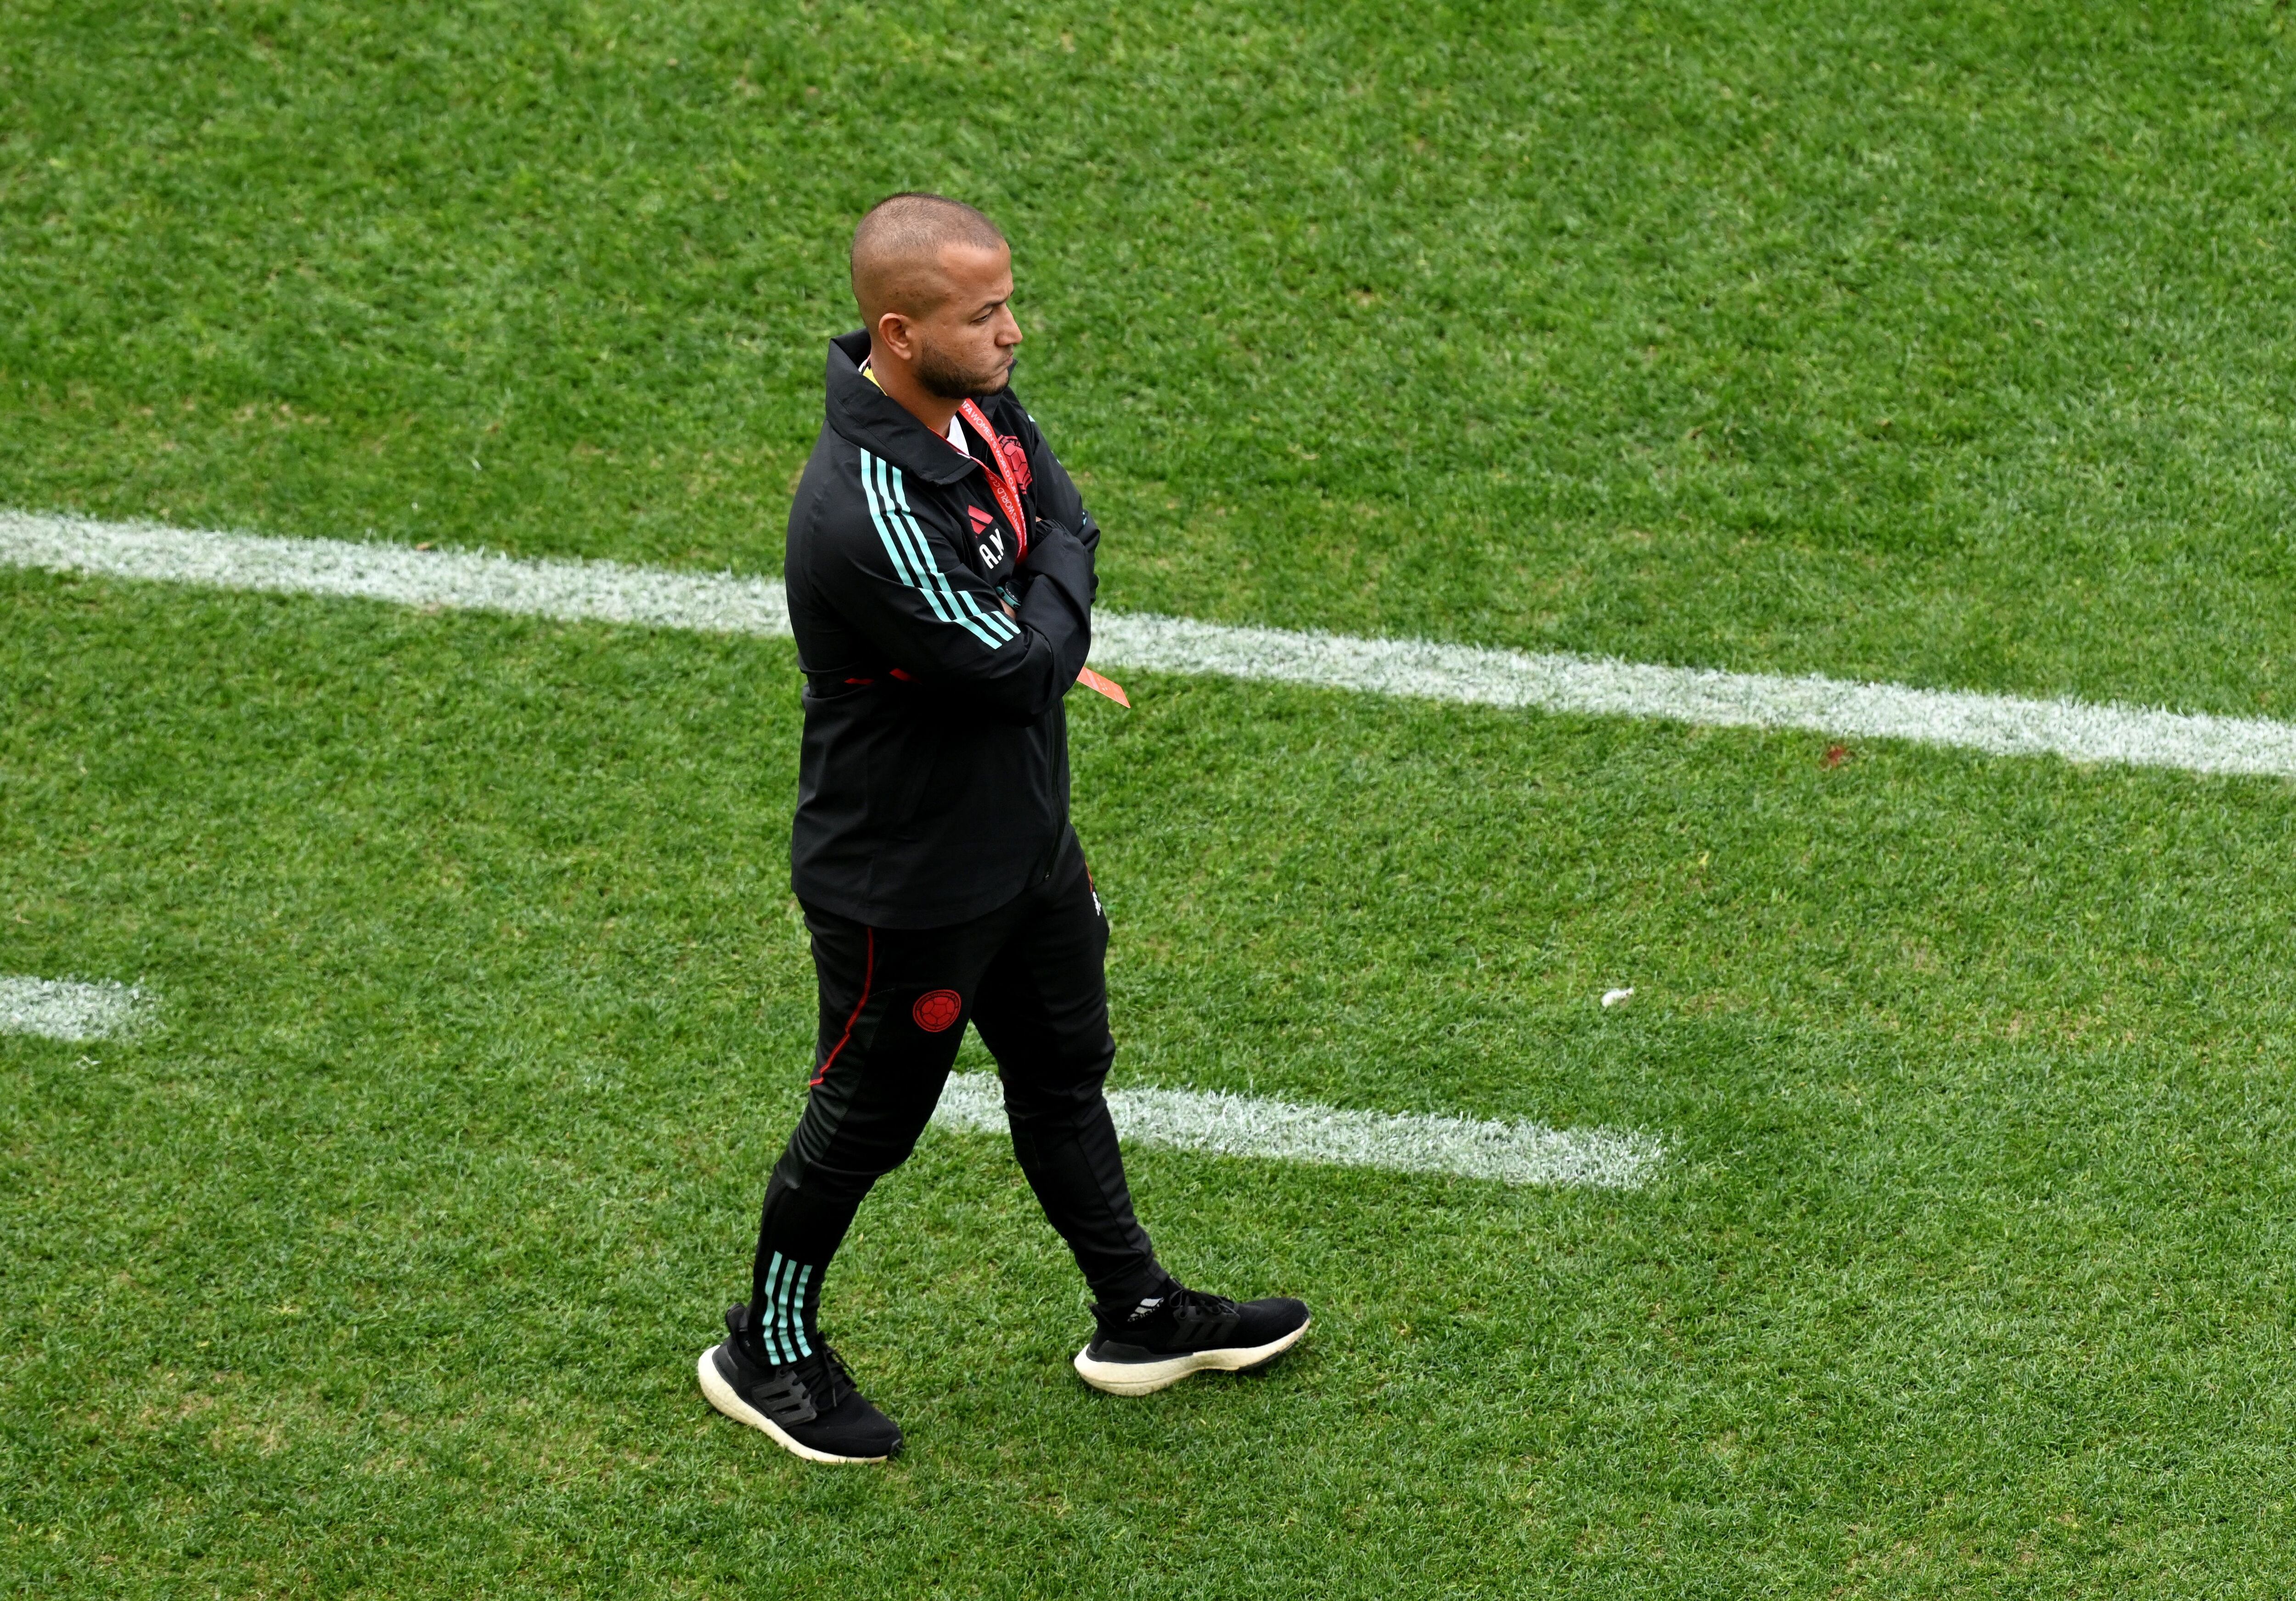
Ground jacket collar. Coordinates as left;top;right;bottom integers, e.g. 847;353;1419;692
823;330;979;486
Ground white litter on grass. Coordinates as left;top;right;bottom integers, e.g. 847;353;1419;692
0;977;149;1041
9;507;2296;780
1601;987;1634;1009
930;1071;1662;1190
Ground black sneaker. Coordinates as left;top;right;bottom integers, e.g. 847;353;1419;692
1073;1281;1311;1396
696;1304;903;1463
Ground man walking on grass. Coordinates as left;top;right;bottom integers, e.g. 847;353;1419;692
697;193;1310;1463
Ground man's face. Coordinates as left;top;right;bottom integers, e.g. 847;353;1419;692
908;242;1022;399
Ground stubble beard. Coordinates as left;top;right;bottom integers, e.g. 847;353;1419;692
915;340;1016;401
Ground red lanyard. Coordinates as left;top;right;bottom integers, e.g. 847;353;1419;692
949;399;1128;708
955;399;1031;560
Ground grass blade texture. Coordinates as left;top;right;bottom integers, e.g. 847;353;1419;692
5;1;2296;1595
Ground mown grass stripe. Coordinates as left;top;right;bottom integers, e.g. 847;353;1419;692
8;508;2294;779
930;1072;1662;1190
0;977;149;1042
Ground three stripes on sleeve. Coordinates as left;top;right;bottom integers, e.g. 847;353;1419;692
858;451;1017;651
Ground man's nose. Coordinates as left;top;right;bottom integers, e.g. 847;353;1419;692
995;306;1023;346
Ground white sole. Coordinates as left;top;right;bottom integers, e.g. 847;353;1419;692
694;1348;890;1465
1072;1316;1311;1397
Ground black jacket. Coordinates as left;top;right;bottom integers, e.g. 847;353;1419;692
785;330;1101;927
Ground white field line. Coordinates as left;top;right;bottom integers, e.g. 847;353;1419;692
0;977;149;1041
931;1071;1662;1189
0;509;789;635
8;508;2296;778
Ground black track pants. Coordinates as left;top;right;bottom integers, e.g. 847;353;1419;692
747;828;1163;1350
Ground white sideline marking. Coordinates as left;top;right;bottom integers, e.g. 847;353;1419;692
1090;613;2296;779
930;1071;1662;1190
0;510;789;636
0;977;149;1041
8;508;2296;778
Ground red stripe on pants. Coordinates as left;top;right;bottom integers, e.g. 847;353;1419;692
810;927;873;1087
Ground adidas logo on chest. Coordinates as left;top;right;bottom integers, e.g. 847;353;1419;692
965;503;1008;571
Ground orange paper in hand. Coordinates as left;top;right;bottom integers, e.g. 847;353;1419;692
1076;666;1130;708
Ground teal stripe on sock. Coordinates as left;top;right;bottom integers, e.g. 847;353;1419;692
791;1265;815;1358
759;1253;791;1364
776;1258;805;1362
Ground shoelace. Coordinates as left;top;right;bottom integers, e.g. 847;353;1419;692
1161;1285;1242;1324
798;1344;857;1411
733;1312;858;1411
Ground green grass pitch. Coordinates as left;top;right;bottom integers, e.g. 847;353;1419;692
6;1;2296;1594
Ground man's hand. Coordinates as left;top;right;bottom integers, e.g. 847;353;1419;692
1024;514;1079;567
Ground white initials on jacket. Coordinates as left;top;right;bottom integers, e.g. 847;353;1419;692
976;526;1006;569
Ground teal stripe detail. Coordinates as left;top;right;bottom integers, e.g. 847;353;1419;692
881;457;1005;645
771;1256;789;1364
861;455;1003;648
762;1258;790;1350
959;583;1019;642
776;1263;808;1360
946;561;1018;640
869;455;929;595
790;1265;815;1358
760;1254;792;1364
857;455;961;629
869;456;940;598
881;461;1015;646
892;468;1017;643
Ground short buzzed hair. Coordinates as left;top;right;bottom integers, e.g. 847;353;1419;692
850;192;1007;325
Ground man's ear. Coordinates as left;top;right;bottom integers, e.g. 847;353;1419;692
874;309;917;362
